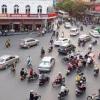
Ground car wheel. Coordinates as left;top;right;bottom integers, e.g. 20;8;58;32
5;65;8;69
37;42;39;45
27;45;30;48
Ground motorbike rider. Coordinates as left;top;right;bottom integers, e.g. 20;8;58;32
39;73;46;83
27;56;32;68
48;44;53;52
56;72;63;84
29;90;40;100
94;65;99;76
29;67;33;78
76;73;81;82
41;47;45;57
20;68;27;78
5;38;11;48
11;62;16;72
60;84;68;96
88;44;92;52
29;90;34;100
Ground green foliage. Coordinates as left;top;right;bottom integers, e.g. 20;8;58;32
56;0;88;14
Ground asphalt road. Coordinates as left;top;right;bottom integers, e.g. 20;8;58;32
0;23;100;100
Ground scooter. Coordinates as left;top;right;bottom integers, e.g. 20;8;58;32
94;67;99;77
48;46;53;53
27;73;39;82
58;89;69;100
98;53;100;60
91;40;97;45
39;76;50;86
52;77;65;88
20;72;27;80
76;86;86;96
5;42;10;48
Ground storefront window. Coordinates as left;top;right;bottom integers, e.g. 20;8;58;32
14;5;19;14
2;5;7;14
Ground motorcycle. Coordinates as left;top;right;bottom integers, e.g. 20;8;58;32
10;66;16;72
39;76;50;86
87;95;100;100
5;41;10;48
52;77;65;88
40;52;45;58
98;53;100;60
91;40;97;45
76;85;86;96
20;72;27;80
27;72;39;82
48;46;53;53
94;67;99;77
58;89;69;100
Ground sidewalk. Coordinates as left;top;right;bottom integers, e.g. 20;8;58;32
0;31;37;36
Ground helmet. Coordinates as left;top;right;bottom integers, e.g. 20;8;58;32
22;68;24;70
58;72;62;75
30;90;33;93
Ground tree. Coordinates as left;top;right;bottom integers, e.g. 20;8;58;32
56;0;88;15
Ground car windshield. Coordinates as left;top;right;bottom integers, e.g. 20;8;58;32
21;40;25;44
60;46;66;49
71;29;76;32
41;61;49;65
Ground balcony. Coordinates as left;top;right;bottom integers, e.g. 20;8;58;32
0;13;57;20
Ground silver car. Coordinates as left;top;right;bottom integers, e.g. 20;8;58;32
38;56;55;72
0;55;19;69
20;38;39;48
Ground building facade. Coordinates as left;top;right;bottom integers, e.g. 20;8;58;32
0;0;57;32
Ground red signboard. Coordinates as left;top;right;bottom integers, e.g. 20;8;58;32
95;5;100;11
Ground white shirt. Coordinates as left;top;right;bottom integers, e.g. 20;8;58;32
87;57;91;63
60;86;66;92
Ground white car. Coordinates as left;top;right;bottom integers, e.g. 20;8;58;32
38;56;55;72
0;55;19;69
54;37;70;46
89;30;100;38
20;38;39;48
78;34;91;42
70;27;79;36
64;22;71;29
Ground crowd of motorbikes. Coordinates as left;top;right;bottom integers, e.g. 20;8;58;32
4;35;100;100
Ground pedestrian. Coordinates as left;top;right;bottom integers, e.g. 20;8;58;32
26;56;32;69
88;44;92;52
80;26;83;31
82;40;85;47
50;39;53;45
56;31;59;40
61;31;64;38
78;39;81;46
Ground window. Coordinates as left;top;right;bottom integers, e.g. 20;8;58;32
14;5;19;14
2;5;7;14
37;5;42;14
26;5;30;14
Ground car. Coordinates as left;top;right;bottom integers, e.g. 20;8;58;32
38;56;55;72
78;34;91;42
54;37;70;47
0;55;19;69
94;27;100;33
89;30;100;38
64;22;71;29
58;44;76;55
70;27;79;36
20;37;39;48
